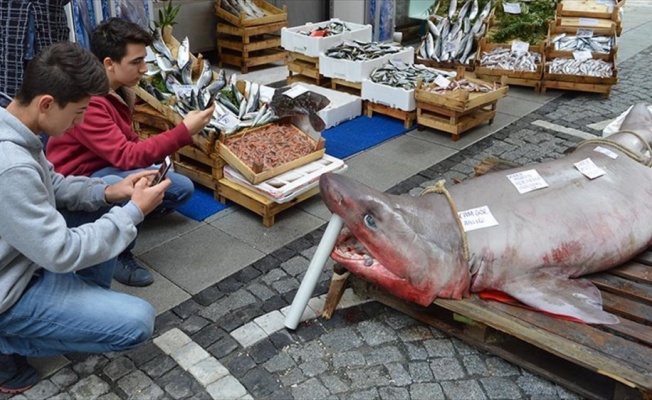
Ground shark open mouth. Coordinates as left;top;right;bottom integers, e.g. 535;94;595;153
332;227;380;269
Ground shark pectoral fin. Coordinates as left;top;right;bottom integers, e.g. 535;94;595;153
501;272;620;325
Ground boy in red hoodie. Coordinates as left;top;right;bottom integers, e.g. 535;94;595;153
47;18;215;287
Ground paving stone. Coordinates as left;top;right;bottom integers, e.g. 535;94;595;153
409;382;445;400
199;300;231;322
332;350;365;369
261;295;289;313
440;380;487;400
271;277;300;294
366;345;404;366
246;283;276;301
299;358;328;377
216;305;263;333
153;328;192;355
154;311;183;336
193;325;228;348
170;341;210;370
516;373;559;396
141;355;177;380
271;247;296;263
71;355;109;376
346;366;390;390
280;256;308;277
278;367;307;387
263;351;296;373
357;320;397;346
319;373;351;394
128;383;166;400
252;255;281;274
261;268;288;285
188;357;229;386
294;319;327;343
320;327;363;352
217;276;244;294
50;367;78;390
253;310;285;335
231;322;268;348
429;357;466;381
451;337;480;355
45;394;71;400
240;367;279;398
69;375;110;400
385;363;412;386
485;356;521;376
249;338;278;364
117;370;154;397
397;325;433;342
378;386;410;400
349;388;380;400
206;375;248;400
156;368;194;399
172;298;202;319
23;379;59;399
103;356;135;382
180;315;210;335
480;377;523;399
463;355;489;376
125;341;163;367
234;265;262;283
223;353;257;379
290;377;330;400
194;286;225;306
408;361;433;382
95;394;120;400
206;333;241;359
404;342;429;361
286;340;325;364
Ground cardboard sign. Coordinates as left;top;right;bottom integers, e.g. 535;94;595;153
503;2;522;14
434;75;451;89
573;50;593;61
458;206;499;232
575;158;606;179
593;146;618;159
506;169;549;194
217;113;240;130
511;40;530;54
172;84;197;98
283;85;309;99
576;29;594;38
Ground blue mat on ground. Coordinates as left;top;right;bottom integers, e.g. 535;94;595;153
175;114;413;221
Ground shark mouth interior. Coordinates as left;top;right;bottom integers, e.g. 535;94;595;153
332;227;379;268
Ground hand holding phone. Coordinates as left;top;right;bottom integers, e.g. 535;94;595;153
150;156;172;186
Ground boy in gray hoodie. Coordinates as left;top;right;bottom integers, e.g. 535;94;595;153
0;41;171;394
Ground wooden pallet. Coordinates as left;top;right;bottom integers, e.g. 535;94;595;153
216;178;320;227
172;146;225;195
286;51;330;87
330;78;361;96
216;21;287;73
364;101;416;129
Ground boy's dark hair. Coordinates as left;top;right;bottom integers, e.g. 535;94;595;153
91;17;153;63
14;41;109;107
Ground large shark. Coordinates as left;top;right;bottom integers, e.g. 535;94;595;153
319;103;652;325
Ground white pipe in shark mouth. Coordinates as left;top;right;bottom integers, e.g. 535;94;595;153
319;103;652;325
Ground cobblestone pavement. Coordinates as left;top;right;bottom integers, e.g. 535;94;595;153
6;44;652;400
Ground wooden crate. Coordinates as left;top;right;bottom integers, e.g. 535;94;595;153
474;38;544;92
215;0;287;27
555;15;621;36
216;21;287;74
173;145;226;195
415;70;508;141
546;21;618;60
542;49;618;98
133;102;175;132
217;178;320;227
364;101;416;129
557;1;623;35
286;51;330;87
330;78;362;96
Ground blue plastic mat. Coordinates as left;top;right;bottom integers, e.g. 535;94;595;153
176;114;414;221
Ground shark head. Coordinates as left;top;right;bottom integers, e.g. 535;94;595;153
610;103;652;158
319;173;471;306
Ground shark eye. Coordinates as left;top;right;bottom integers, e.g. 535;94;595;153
363;214;377;230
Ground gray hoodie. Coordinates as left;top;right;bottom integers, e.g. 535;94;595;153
0;107;144;314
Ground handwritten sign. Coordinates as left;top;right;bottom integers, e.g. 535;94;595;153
503;2;522;14
172;84;197;98
435;75;451;89
594;146;618;159
573;50;593;61
283;85;309;99
576;29;594;38
579;17;600;26
575;158;606;179
458;206;499;232
217;113;240;130
511;40;530;54
506;169;549;194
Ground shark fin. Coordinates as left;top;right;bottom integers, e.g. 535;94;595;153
500;271;619;325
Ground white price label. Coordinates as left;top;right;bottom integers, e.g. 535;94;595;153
595;0;615;5
172;84;197;98
283;85;309;99
579;17;600;26
575;158;606;179
217;113;240;130
506;169;549;194
511;40;530;54
576;29;594;38
458;206;499;232
594;146;618;159
434;75;451;88
573;50;593;61
503;2;522;14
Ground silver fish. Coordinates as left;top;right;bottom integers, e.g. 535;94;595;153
196;60;214;89
469;0;479;21
177;37;190;70
155;54;175;73
152;29;175;62
448;0;458;19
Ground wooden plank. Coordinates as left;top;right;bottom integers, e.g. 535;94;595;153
609;261;652;285
541;79;612;97
589;274;652;304
365;101;416;129
417;108;496;140
217;35;281;52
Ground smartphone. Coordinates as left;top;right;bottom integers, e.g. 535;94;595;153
205;91;217;109
150;156;172;186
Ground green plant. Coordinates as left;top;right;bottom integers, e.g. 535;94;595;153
155;0;181;30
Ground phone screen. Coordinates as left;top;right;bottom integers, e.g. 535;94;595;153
151;156;172;186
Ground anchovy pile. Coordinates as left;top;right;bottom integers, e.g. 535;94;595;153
370;60;456;90
421;78;497;94
418;0;492;65
480;47;542;72
298;21;350;37
324;40;404;61
546;58;614;78
220;0;266;19
552;33;615;53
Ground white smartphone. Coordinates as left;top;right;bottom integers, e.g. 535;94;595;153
150;156;172;186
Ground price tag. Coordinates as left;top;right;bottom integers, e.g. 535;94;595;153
506;169;549;194
434;75;451;88
594;146;618;159
503;2;521;14
576;28;594;38
458;206;499;232
511;40;530;54
172;84;197;98
573;50;593;61
579;17;600;26
283;85;309;99
575;158;605;179
217;113;240;130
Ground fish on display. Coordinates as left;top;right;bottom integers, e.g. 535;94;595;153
421;78;497;94
480;47;542;72
220;0;266;19
318;103;652;325
546;58;613;78
552;33;615;54
324;40;404;61
369;60;456;90
298;21;351;37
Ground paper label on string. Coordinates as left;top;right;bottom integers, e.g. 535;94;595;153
434;75;451;88
579;17;600;26
511;40;530;54
506;169;549;194
573;50;593;61
458;206;499;232
576;28;594;38
575;158;606;179
217;113;240;130
594;146;618;159
283;85;309;99
172;84;197;98
503;2;521;14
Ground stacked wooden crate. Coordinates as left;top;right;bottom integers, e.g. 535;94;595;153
214;0;288;73
474;39;546;92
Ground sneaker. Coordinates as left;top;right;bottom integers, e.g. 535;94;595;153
113;252;154;287
0;354;40;394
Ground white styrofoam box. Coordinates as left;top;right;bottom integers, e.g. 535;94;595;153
223;154;347;203
281;18;372;58
289;83;362;129
319;46;415;83
361;79;415;111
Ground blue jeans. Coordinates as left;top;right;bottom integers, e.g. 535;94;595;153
0;207;155;358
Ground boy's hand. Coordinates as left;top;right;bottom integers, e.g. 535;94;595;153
131;177;171;216
104;170;157;203
182;103;216;136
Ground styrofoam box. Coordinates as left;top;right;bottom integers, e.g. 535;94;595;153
291;83;362;129
281;18;372;58
223;154;348;203
319;46;415;83
361;79;416;112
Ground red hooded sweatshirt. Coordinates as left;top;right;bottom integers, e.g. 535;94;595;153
47;87;192;176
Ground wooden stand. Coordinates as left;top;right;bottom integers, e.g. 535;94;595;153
364;101;416;129
216;21;287;73
330;78;362;96
173;146;225;196
216;178;320;227
286;51;330;86
474;39;544;92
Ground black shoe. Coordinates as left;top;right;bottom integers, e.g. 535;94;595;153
0;353;40;394
114;252;154;287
